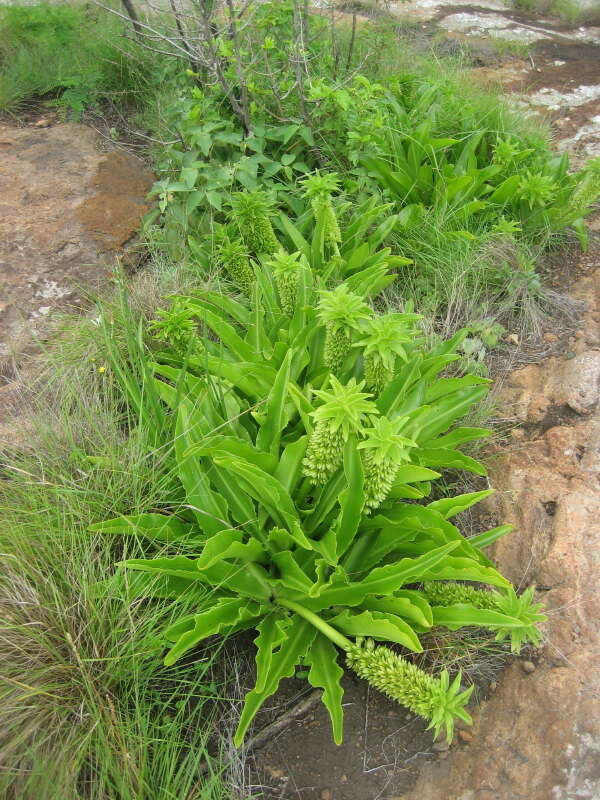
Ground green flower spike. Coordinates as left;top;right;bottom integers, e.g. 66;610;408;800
267;250;303;315
354;313;421;394
346;638;473;742
230;190;279;256
317;285;372;374
301;171;342;256
303;376;377;484
216;237;255;295
423;583;547;654
357;416;416;510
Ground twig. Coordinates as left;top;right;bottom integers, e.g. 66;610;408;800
242;689;321;753
198;689;321;776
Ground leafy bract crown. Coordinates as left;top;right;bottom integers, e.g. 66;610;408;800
311;376;377;437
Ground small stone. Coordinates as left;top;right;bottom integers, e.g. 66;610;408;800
432;739;450;752
438;751;449;759
510;428;525;440
320;790;332;800
544;333;558;343
490;681;498;692
507;333;520;345
522;660;536;674
459;729;474;743
340;775;348;783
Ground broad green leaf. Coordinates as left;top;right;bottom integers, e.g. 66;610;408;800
196;530;266;570
164;597;261;665
362;592;433;631
120;555;204;582
393;465;440;484
328;608;423;652
469;524;513;550
427;490;493;519
185;436;277;475
253;613;291;692
307;542;460;611
213;455;301;533
175;403;230;534
234;616;316;746
256;350;292;454
417;448;487;476
423;427;491;449
431;604;527;632
275;436;309;493
422;556;510;589
306;633;344;745
89;513;192;542
336;435;365;558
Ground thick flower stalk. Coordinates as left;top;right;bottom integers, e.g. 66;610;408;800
301;171;342;257
358;416;416;510
216;237;255;295
355;312;421;394
423;583;547;654
317;285;372;374
422;581;500;610
230;190;279;256
268;250;303;315
346;638;473;742
303;377;377;484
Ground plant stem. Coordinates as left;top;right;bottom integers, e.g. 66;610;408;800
277;598;351;650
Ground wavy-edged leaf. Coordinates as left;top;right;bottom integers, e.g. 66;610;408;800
422;556;510;589
306;633;344;745
416;448;487;476
234;616;316;746
89;513;192;542
328;608;422;652
427;490;493;519
275;436;309;493
197;530;266;570
422;427;491;449
164;597;261;665
362;592;433;631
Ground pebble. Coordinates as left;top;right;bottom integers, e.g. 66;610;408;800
459;729;474;744
432;739;450;752
320;790;332;800
522;660;536;674
490;681;498;692
544;333;558;343
340;775;348;783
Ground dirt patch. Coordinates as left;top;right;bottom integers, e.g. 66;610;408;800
0;119;153;369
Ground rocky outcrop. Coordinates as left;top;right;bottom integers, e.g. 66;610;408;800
404;264;600;800
0;120;153;365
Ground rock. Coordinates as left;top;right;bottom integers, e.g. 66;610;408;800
0;121;154;369
521;660;536;674
432;739;450;752
544;333;558;343
320;790;332;800
403;265;600;800
458;730;474;743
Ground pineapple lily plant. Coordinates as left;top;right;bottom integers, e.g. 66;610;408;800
93;186;546;747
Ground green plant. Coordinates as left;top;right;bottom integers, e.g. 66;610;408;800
0;4;159;115
93;202;546;748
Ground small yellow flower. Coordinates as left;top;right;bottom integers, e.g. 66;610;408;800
98;366;106;374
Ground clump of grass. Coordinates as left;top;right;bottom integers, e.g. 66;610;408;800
0;359;232;800
0;3;160;116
